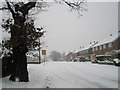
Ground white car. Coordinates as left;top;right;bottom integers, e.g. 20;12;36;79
113;58;120;66
94;55;114;65
112;50;120;66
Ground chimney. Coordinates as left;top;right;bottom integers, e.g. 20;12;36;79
110;34;112;36
118;31;120;33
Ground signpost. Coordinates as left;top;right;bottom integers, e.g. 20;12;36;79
39;39;41;64
42;50;46;65
42;50;46;55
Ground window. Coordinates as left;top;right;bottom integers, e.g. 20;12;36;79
103;44;106;49
100;46;102;50
97;46;99;50
92;48;94;51
108;42;112;48
96;47;98;50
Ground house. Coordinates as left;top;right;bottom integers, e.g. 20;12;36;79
72;33;119;61
65;52;75;61
65;33;119;62
91;34;120;55
78;42;97;60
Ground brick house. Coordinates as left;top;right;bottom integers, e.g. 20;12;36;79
66;33;119;61
65;52;75;61
91;34;120;55
78;43;97;60
73;33;119;61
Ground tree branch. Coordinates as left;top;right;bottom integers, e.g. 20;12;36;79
18;2;37;16
0;7;8;10
24;2;37;11
62;0;87;16
62;0;86;11
5;0;15;15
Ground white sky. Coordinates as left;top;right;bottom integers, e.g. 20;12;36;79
35;2;118;55
0;1;119;55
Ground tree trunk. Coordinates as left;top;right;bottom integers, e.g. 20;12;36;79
9;23;29;82
9;45;29;82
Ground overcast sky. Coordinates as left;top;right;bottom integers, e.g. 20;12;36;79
35;2;118;55
0;1;119;55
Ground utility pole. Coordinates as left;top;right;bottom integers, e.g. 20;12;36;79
39;39;41;64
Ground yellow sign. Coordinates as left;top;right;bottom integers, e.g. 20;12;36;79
90;55;93;60
42;50;46;55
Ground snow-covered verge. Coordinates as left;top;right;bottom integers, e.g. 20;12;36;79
2;62;119;88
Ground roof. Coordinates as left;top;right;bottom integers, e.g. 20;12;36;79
80;42;97;51
92;34;119;48
73;42;97;53
72;33;119;54
73;49;81;53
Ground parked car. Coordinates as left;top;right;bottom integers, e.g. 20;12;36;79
113;58;120;66
73;57;79;62
79;56;85;62
91;59;98;63
73;56;86;62
91;55;114;65
112;50;120;66
96;55;114;65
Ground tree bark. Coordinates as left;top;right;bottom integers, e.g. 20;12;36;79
9;25;29;82
9;45;28;82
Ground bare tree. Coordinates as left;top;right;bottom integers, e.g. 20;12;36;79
49;50;62;61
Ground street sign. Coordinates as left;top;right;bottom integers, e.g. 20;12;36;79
42;50;46;55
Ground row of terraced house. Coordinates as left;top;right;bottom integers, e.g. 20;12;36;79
65;33;120;61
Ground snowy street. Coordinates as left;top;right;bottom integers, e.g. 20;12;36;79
2;62;118;88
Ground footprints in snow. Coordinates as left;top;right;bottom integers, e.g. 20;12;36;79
45;76;52;88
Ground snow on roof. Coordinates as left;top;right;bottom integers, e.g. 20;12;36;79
73;49;80;53
81;46;90;51
80;43;97;51
73;43;97;53
92;34;118;48
70;34;118;54
66;51;75;56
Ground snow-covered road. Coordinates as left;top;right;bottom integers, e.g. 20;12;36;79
2;62;118;88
